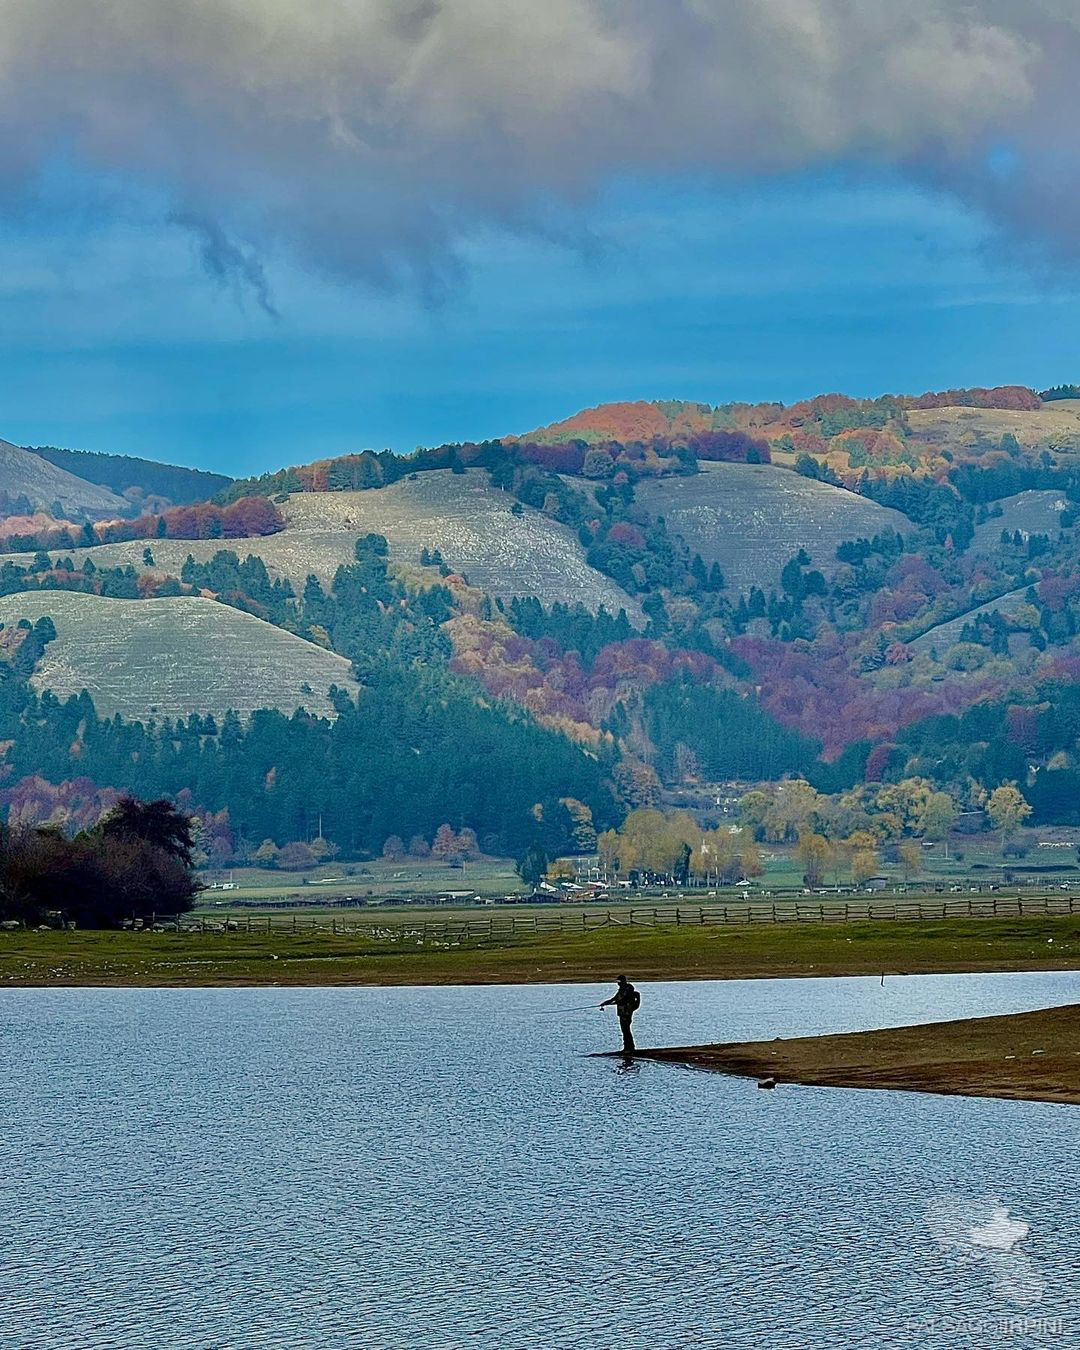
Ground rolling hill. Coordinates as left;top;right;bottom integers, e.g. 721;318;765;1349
277;472;640;614
969;489;1069;554
518;388;1080;482
24;444;231;508
636;462;910;593
905;401;1080;455
11;382;1080;856
0;439;128;520
3;469;642;619
0;591;359;720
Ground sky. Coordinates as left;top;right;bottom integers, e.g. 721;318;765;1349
3;2;1080;478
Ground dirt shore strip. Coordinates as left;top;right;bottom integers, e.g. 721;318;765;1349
627;1004;1080;1105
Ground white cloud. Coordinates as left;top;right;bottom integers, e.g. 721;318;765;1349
0;1;1075;300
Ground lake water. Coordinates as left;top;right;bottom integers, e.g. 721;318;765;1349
1;972;1078;1349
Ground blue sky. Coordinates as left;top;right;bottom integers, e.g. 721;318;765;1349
5;2;1080;479
3;172;1080;479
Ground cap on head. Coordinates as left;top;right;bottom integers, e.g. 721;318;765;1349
617;974;627;984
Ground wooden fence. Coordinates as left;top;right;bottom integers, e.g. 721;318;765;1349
151;891;1080;941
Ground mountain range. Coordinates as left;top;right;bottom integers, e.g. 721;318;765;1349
4;383;1080;860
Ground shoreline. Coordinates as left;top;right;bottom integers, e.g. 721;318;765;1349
625;1003;1080;1106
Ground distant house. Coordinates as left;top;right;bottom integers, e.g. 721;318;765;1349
863;876;890;892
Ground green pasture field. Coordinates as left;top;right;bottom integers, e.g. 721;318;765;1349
202;826;1080;912
3;915;1079;989
739;832;1080;892
198;857;521;907
195;833;1080;918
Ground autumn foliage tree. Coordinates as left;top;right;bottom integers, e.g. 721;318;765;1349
2;495;284;555
986;783;1032;851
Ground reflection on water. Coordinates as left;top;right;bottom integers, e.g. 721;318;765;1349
1;972;1078;1349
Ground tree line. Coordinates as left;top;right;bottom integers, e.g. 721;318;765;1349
2;496;282;555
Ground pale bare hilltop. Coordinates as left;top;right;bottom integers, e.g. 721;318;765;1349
0;591;359;721
4;470;642;620
637;462;911;595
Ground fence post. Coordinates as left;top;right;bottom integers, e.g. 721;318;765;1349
676;907;681;926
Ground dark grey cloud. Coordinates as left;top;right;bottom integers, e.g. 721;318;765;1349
169;213;278;318
0;1;1076;304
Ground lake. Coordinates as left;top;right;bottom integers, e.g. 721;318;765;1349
2;972;1078;1348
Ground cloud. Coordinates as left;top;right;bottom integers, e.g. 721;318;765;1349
169;213;278;318
0;1;1075;303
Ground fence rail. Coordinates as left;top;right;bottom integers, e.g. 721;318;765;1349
146;892;1080;942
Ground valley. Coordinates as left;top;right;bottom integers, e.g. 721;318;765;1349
7;381;1080;904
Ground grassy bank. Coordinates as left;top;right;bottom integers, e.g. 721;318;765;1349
2;914;1079;987
633;1004;1080;1106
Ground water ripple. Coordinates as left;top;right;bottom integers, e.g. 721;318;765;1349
1;973;1078;1349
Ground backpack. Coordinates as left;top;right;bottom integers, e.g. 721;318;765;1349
628;988;641;1012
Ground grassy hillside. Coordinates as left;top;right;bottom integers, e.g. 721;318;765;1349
905;587;1033;656
280;472;640;614
9;385;1080;826
0;439;127;520
636;462;910;593
969;489;1069;554
4;469;641;619
906;402;1080;455
0;591;359;720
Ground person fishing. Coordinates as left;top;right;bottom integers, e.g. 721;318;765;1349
600;975;640;1054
